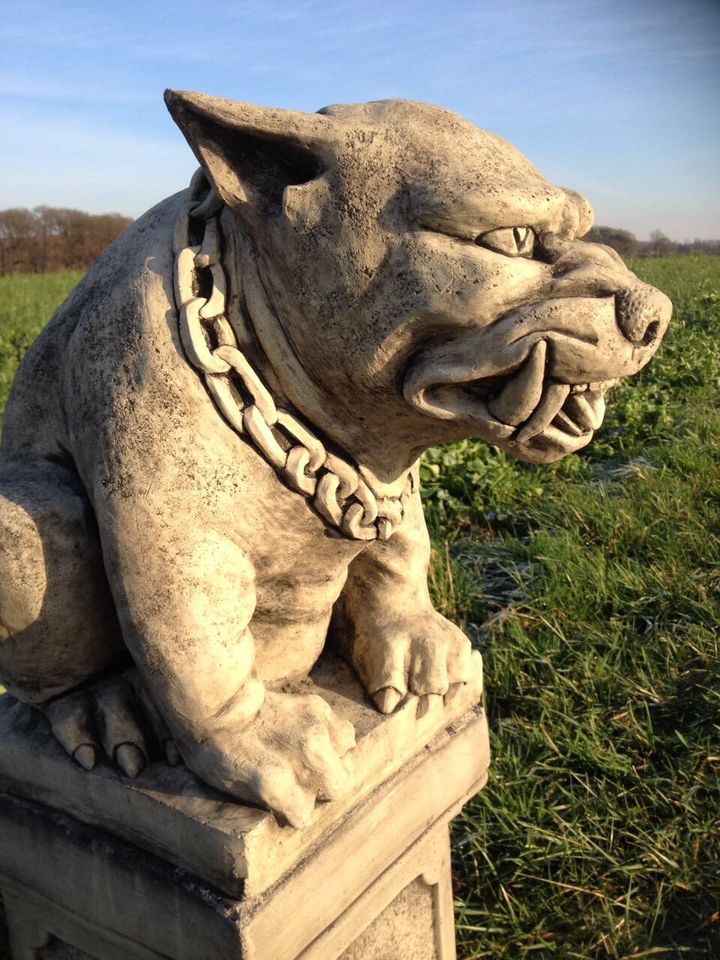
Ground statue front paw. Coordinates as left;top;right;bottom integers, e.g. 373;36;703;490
352;611;482;714
182;690;356;828
41;667;180;777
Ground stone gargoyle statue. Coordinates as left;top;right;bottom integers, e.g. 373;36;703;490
0;92;670;827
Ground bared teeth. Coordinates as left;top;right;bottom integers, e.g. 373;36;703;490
553;409;585;436
486;352;613;445
564;392;605;431
488;339;547;426
515;382;571;444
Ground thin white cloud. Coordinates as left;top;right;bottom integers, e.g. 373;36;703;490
0;74;156;106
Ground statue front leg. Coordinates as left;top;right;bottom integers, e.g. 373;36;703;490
51;492;355;827
339;488;480;714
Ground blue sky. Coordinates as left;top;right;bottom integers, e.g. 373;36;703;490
1;0;718;240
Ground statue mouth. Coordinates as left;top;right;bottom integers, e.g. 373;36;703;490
408;337;617;462
404;286;667;463
475;339;616;457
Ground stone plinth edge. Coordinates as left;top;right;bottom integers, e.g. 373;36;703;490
0;651;486;897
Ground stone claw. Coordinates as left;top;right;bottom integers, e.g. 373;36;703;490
357;611;473;714
114;742;146;778
372;686;404;714
416;693;444;719
40;668;182;777
72;744;97;771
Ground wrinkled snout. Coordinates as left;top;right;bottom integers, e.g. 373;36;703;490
550;237;672;356
615;284;671;348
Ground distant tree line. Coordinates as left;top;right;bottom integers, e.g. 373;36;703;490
585;226;720;258
0;207;133;275
1;206;717;275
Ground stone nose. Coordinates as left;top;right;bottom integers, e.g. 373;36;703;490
615;284;672;348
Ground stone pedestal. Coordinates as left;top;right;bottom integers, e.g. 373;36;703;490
0;654;489;960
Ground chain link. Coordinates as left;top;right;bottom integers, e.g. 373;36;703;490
172;172;412;542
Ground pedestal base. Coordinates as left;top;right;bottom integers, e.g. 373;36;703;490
0;656;489;960
2;798;459;960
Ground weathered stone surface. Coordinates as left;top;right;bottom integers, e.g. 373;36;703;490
0;91;671;828
0;695;488;959
338;878;437;960
0;651;484;897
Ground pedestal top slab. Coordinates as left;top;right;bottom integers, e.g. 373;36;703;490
0;653;486;897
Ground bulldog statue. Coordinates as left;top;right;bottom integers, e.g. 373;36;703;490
0;93;670;827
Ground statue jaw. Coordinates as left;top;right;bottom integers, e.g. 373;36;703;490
404;338;614;464
403;284;670;465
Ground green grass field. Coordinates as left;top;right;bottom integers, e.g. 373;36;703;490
0;259;718;958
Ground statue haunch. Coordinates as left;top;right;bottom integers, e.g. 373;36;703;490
0;93;670;827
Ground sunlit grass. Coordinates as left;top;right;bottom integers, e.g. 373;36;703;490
0;270;83;427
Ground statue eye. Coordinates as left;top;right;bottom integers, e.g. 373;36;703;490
476;226;535;258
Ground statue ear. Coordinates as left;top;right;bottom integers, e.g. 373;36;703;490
164;90;339;216
562;188;595;238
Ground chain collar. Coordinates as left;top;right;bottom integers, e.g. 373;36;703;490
172;171;413;542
